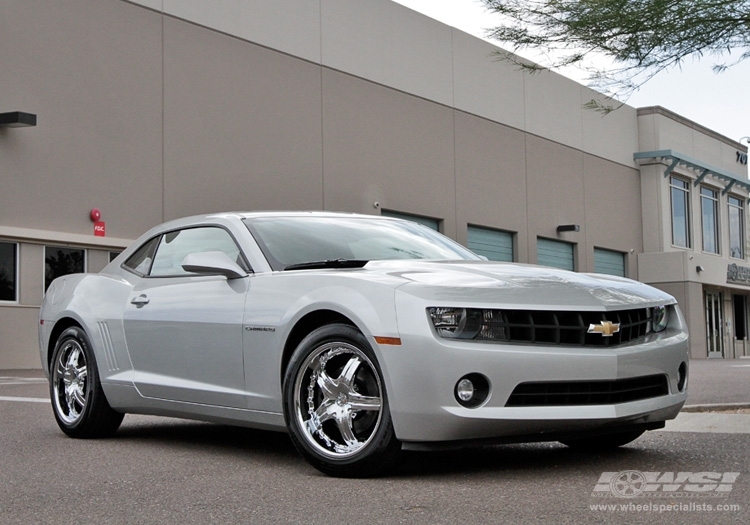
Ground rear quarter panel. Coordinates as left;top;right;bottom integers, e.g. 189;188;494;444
40;273;135;386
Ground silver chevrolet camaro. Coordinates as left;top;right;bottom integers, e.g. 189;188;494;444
39;212;689;477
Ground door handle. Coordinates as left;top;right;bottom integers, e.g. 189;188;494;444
131;294;150;306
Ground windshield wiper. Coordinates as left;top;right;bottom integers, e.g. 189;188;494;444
283;259;369;271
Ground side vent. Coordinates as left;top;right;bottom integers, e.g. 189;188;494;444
96;322;119;372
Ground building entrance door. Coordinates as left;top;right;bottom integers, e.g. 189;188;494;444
705;291;724;358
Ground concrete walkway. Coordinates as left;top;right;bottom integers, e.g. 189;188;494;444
664;412;750;433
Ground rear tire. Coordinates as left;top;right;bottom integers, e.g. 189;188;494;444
283;324;401;477
50;326;124;438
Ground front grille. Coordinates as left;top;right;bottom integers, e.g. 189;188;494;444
505;374;669;407
485;308;654;347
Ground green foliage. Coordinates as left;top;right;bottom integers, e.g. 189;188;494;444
482;0;750;110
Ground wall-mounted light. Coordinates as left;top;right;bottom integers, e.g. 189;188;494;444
557;224;580;233
696;265;705;273
0;111;37;128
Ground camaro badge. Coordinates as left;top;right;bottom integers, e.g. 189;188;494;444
587;321;620;337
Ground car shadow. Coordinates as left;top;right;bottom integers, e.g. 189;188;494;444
111;415;300;464
104;415;681;479
392;440;678;479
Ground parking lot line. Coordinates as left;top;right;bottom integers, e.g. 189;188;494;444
0;396;48;403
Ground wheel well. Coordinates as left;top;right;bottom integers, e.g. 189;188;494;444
47;318;82;368
281;310;356;383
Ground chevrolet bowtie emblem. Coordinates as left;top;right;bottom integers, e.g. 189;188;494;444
587;321;621;337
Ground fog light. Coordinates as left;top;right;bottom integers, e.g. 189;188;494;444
456;378;475;401
454;373;490;408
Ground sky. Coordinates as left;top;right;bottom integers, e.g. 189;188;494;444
393;0;750;145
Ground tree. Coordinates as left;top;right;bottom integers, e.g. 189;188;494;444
481;0;750;112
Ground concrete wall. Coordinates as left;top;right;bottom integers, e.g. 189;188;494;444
128;0;641;166
638;107;746;178
0;0;648;367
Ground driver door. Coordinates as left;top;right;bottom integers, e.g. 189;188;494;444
122;226;250;408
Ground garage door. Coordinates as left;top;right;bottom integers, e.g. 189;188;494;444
381;210;440;231
594;247;626;277
537;238;574;271
467;226;513;261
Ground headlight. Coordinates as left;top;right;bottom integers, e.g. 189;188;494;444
428;307;481;339
428;308;507;340
650;305;669;332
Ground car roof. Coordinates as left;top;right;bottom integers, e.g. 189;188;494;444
145;211;402;236
208;211;388;221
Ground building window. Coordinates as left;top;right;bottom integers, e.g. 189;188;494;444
594;247;626;277
467;226;513;261
728;196;745;259
45;246;85;291
381;210;440;231
700;187;719;254
537;238;574;271
670;176;690;248
0;242;18;302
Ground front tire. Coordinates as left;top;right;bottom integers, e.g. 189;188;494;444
283;324;400;477
50;326;124;438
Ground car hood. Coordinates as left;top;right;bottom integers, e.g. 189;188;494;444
364;260;674;310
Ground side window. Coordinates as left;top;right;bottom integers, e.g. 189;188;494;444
149;227;245;277
123;236;160;276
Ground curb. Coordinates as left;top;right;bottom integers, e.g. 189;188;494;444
682;402;750;413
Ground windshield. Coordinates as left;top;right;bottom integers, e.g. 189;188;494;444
244;216;480;270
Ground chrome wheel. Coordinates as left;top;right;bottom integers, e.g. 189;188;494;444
293;342;383;459
52;338;88;425
49;326;124;438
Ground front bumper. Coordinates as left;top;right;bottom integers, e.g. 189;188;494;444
377;299;689;443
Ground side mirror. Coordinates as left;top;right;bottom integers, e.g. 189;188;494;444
181;251;248;279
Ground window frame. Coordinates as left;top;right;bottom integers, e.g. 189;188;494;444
0;241;19;303
728;195;745;260
700;186;720;255
669;176;691;248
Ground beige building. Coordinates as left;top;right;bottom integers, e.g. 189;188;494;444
636;107;750;359
0;0;747;368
